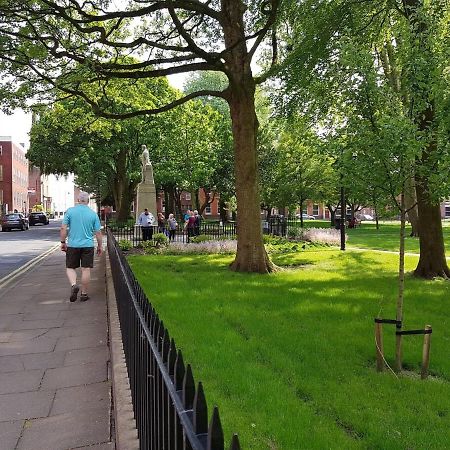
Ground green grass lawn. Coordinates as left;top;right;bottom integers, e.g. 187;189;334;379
128;246;450;449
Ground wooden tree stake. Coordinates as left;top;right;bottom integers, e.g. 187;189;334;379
375;320;384;372
421;325;432;380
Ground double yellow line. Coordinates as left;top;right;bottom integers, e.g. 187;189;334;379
0;244;60;291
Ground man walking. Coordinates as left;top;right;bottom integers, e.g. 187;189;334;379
138;208;154;241
60;191;102;302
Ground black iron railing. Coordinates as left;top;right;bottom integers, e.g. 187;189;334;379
108;217;329;247
107;229;241;450
109;222;237;245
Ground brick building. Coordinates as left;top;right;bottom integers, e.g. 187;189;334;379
0;137;29;214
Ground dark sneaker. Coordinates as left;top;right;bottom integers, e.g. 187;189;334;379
80;293;90;302
70;284;79;302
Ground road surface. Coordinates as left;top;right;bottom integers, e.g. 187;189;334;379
0;219;62;280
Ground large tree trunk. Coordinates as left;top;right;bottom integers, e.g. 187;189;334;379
405;176;419;237
415;161;449;278
219;197;228;223
228;84;272;272
223;0;272;273
404;0;449;278
116;186;133;222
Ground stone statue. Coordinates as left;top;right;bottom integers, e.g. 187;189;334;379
140;145;153;183
141;145;151;168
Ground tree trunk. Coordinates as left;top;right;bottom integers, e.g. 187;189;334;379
164;189;170;218
115;179;137;222
415;170;449;278
228;86;272;272
219;197;228;223
223;0;273;273
395;191;406;371
299;198;304;228
404;176;419;237
174;188;182;219
373;200;380;230
327;204;336;227
403;0;450;278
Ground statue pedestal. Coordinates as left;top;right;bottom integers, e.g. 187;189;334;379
135;167;157;222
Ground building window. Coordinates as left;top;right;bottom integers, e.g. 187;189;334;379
0;189;3;204
0;165;2;181
205;205;211;215
0;145;2;155
313;204;319;216
445;204;450;217
185;192;191;201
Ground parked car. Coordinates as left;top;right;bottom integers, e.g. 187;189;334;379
29;211;50;226
1;213;29;231
296;213;315;220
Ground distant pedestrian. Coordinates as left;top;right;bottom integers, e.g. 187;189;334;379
194;209;202;236
186;210;196;242
138;208;154;241
157;212;166;233
167;213;177;241
60;191;102;302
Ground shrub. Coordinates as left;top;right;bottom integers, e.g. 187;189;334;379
153;233;169;248
166;240;237;254
302;228;345;246
118;239;133;251
140;233;169;255
262;234;286;245
287;227;303;240
107;218;135;231
189;234;211;243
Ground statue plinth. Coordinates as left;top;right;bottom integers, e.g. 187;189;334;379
135;166;157;222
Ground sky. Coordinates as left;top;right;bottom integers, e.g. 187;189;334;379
0;109;32;148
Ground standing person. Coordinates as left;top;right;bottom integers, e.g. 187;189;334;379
60;191;102;302
138;208;154;241
186;210;196;242
193;209;202;236
167;213;177;241
157;212;166;234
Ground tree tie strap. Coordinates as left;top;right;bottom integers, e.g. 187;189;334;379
395;329;433;336
374;318;402;328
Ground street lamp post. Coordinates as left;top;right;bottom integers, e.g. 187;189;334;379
340;184;345;251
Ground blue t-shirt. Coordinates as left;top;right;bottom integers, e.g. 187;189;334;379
63;205;101;248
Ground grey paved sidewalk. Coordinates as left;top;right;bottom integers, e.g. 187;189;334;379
0;250;114;450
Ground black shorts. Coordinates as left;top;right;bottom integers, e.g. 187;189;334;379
66;247;95;269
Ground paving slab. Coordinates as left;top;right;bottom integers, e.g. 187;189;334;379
22;311;61;321
0;370;43;394
51;382;110;415
0;390;54;421
0;331;12;343
64;346;109;366
54;334;106;352
8;329;50;341
16;407;110;450
0;355;24;373
77;443;115;450
63;314;107;327
0;420;24;450
0;337;57;356
41;361;107;390
21;351;66;371
7;319;64;331
44;323;106;340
